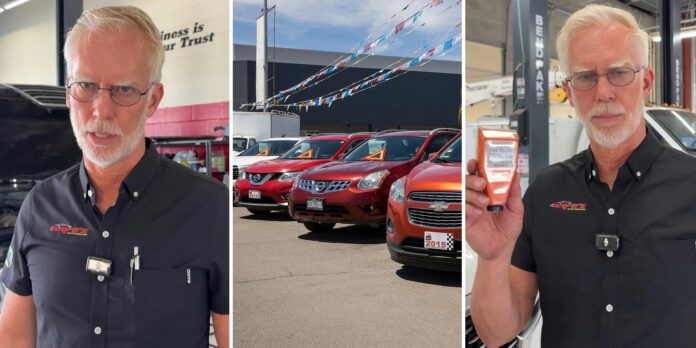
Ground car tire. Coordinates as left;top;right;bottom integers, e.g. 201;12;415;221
303;222;335;233
247;208;270;215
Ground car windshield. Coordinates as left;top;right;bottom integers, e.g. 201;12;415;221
343;136;426;161
435;136;461;163
232;138;248;152
279;140;345;160
239;140;297;156
647;109;696;154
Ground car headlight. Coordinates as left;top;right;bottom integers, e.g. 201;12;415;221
239;169;247;180
389;177;406;204
357;170;390;190
278;171;301;182
291;172;304;189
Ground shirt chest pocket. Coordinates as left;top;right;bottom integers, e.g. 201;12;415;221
134;267;209;347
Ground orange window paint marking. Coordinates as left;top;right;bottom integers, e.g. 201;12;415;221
476;128;519;212
362;148;386;161
256;148;270;156
296;149;314;159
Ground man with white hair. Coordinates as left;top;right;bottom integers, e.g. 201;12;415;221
467;4;696;347
0;6;228;347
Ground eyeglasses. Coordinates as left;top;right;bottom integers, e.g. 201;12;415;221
67;81;154;106
567;67;643;91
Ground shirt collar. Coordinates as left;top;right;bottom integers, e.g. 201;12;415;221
584;127;663;182
79;138;161;203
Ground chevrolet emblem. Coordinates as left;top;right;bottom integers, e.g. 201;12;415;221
429;201;449;212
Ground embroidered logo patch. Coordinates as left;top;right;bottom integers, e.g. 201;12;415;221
549;200;587;211
49;223;88;236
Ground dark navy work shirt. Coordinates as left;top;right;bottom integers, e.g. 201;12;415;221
512;129;696;348
1;139;229;348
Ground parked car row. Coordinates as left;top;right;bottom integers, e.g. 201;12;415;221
233;128;463;272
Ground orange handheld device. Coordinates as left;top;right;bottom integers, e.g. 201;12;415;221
476;128;519;212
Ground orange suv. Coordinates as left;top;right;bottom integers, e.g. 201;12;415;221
386;133;461;271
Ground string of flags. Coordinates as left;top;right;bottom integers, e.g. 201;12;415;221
240;0;461;112
280;32;462;111
276;24;461;113
263;5;430;107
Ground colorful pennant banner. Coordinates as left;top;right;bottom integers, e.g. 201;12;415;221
262;4;432;106
284;33;462;110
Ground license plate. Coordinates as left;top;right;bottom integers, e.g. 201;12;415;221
307;198;324;210
248;190;261;199
424;232;453;250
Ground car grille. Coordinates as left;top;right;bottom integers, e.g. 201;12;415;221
232;165;239;179
298;180;351;194
465;314;518;348
407;207;462;228
293;204;350;217
401;237;461;256
409;191;461;203
248;173;273;185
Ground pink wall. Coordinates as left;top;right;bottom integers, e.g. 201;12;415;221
145;101;229;137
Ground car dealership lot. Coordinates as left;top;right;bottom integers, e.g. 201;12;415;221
233;207;461;347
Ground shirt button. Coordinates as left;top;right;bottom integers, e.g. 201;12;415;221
94;326;102;335
87;190;93;197
591;169;596;176
606;304;614;312
607;250;614;258
97;275;105;282
636;171;642;177
102;231;110;239
133;191;139;198
608;208;615;215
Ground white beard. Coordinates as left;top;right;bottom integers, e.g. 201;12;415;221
579;102;643;149
70;111;146;168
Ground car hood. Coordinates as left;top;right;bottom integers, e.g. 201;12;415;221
233;155;279;168
244;158;330;174
406;161;462;192
301;160;407;181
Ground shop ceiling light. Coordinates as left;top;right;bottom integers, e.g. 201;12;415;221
0;8;4;13
4;0;31;11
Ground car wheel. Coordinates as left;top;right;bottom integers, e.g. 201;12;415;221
303;222;335;233
247;208;270;215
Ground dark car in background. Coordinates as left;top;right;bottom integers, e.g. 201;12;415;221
0;84;82;268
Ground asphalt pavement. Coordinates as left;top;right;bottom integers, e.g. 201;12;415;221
233;207;461;347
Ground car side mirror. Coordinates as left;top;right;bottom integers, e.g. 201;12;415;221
428;152;438;161
338;153;346;160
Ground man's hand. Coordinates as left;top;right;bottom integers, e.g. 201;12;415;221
0;289;36;348
212;312;229;348
465;158;525;261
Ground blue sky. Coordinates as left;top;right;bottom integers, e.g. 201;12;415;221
232;0;462;62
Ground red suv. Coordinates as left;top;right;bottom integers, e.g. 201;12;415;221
234;133;373;214
288;129;459;232
386;133;461;272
